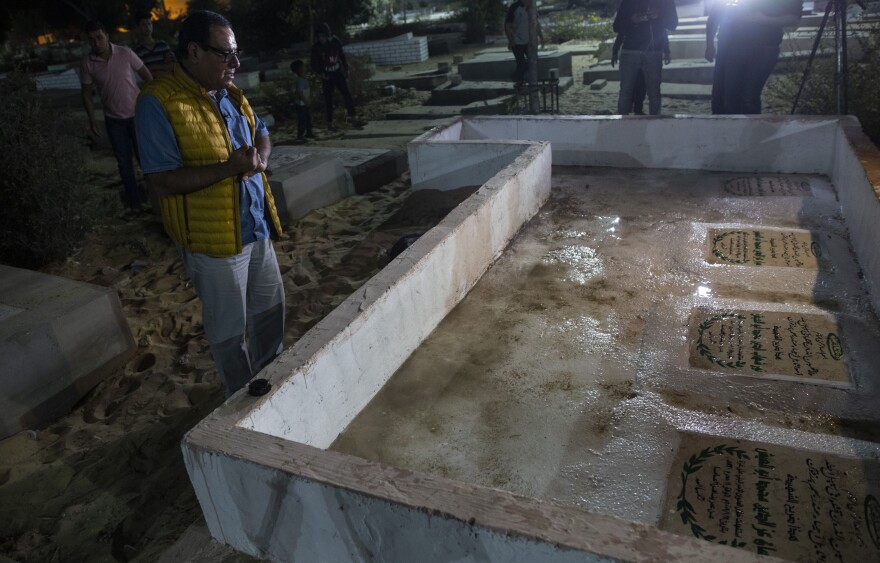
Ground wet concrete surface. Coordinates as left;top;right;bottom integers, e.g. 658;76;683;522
331;166;880;533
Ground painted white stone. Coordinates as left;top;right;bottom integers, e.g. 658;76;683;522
0;266;136;438
232;70;260;90
267;154;354;225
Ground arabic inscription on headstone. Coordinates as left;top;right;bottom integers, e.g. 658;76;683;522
707;229;823;269
661;433;880;561
724;176;812;197
688;309;850;386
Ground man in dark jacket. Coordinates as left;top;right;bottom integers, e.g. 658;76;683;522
613;0;678;115
705;0;802;114
310;23;356;130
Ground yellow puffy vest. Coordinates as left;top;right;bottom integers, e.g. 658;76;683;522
140;64;283;257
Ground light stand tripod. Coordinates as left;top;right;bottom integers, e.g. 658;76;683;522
791;0;865;115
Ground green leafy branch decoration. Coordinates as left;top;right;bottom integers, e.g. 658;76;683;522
675;445;749;545
695;313;747;369
711;231;750;264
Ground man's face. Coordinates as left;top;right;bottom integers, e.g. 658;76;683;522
189;25;240;92
87;29;109;56
137;18;153;40
317;33;327;44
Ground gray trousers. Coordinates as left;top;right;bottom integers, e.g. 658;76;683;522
180;239;285;396
618;50;664;116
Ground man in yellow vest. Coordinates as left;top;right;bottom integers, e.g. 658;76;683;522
135;10;285;397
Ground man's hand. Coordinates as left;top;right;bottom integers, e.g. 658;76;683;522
611;53;618;68
705;43;715;63
664;51;671;65
88;119;101;138
228;144;261;179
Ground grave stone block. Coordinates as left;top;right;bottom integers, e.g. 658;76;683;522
706;228;824;269
661;433;880;560
0;266;136;438
233;71;260;90
723;176;813;196
688;308;851;387
268;154;354;225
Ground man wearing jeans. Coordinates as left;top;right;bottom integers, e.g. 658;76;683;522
135;10;285;397
505;0;544;85
80;20;152;216
613;0;678;115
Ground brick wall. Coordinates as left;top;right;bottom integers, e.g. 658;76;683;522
344;33;429;66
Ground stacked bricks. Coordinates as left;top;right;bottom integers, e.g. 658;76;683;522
344;33;429;66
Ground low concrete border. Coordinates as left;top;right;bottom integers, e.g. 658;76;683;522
183;115;879;562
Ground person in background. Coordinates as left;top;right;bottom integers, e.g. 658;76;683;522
135;10;285;397
611;28;672;115
310;23;357;131
132;11;175;75
290;59;314;141
612;0;678;115
705;0;803;114
80;20;152;217
505;0;544;85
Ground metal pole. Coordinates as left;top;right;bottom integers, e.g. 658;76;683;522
834;0;843;114
528;1;539;113
838;0;849;114
791;0;834;114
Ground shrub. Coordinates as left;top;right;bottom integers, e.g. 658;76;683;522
0;72;102;269
545;12;614;43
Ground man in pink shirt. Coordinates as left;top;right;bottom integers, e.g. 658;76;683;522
81;20;152;217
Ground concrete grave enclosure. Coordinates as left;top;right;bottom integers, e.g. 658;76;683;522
0;266;136;439
183;116;880;562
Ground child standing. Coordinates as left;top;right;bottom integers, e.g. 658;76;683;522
290;59;314;140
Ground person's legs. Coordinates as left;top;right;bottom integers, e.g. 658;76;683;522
740;45;780;114
641;50;664;115
104;116;141;210
715;40;748;114
295;105;307;138
245;239;285;375
617;50;642;115
632;71;647;115
331;71;356;118
304;108;314;137
710;50;726;114
512;44;528;83
322;78;336;126
180;245;253;396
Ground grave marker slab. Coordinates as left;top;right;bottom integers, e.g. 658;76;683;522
688;309;851;386
707;229;824;269
661;433;880;561
723;176;812;197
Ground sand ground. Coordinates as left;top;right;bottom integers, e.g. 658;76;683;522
0;38;803;562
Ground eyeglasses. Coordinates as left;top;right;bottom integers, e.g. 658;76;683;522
199;43;242;63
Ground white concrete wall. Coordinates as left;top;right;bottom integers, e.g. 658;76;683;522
831;117;880;314
452;115;838;172
184;424;767;563
344;33;429;66
238;141;551;448
408;141;532;190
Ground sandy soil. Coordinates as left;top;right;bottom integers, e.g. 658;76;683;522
0;40;799;562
